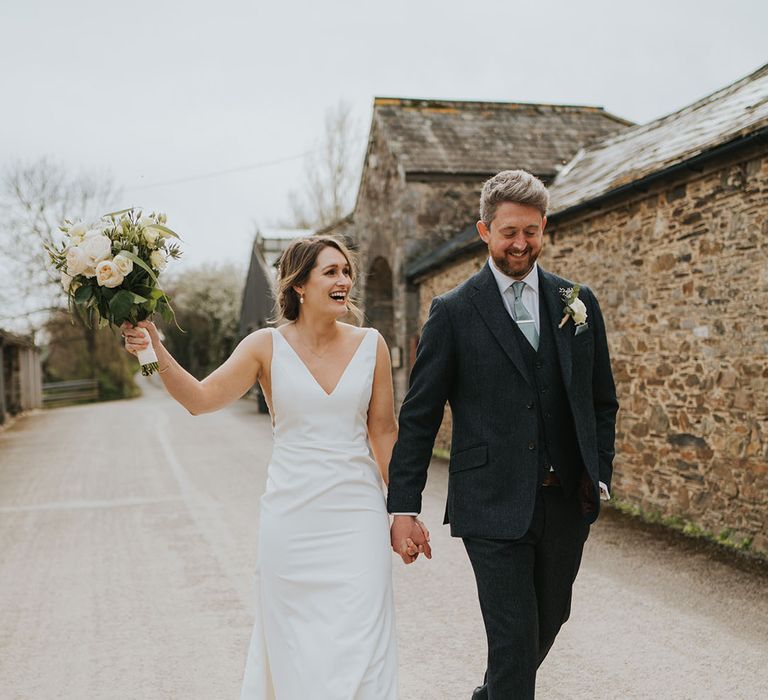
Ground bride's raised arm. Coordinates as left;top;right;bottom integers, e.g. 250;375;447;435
122;320;270;415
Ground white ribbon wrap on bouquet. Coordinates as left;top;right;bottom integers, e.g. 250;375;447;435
136;327;159;375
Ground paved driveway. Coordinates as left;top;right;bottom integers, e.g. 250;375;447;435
1;380;766;699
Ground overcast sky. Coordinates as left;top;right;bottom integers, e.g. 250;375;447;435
2;0;767;273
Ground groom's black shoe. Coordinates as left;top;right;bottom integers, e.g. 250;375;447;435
471;684;488;699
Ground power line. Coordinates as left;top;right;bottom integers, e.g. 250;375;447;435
125;150;317;191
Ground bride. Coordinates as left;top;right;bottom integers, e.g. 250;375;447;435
121;236;430;699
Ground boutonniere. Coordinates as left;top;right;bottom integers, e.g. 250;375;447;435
558;285;588;328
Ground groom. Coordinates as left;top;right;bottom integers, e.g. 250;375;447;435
387;170;618;699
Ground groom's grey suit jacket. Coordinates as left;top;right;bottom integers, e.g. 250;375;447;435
387;263;619;539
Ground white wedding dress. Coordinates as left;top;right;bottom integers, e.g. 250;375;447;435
240;327;398;700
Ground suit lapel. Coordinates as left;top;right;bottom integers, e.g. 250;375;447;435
538;267;573;388
470;264;533;388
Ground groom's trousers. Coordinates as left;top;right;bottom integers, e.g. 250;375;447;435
463;483;590;700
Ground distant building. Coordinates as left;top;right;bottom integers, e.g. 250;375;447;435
0;329;43;425
239;228;313;337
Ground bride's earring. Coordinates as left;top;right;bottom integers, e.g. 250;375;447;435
299;292;304;305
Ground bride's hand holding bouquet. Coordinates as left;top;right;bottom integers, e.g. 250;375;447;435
121;319;163;367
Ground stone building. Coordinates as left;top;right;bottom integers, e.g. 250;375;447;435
0;329;43;425
406;64;768;554
352;97;631;400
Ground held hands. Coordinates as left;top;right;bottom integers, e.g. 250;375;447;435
120;320;161;356
390;515;432;565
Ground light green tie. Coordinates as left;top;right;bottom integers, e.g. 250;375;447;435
511;281;539;350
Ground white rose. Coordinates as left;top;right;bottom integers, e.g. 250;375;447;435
142;226;160;247
68;222;88;244
95;260;124;288
65;245;90;276
81;233;112;263
113;252;134;276
569;297;588;325
150;250;167;271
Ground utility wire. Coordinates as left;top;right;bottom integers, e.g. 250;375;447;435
125;149;318;191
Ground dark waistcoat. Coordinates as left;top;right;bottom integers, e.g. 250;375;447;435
509;295;584;495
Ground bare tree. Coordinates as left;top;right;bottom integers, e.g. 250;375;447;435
287;101;364;230
0;158;119;337
0;158;124;384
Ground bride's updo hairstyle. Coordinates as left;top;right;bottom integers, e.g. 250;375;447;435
275;236;363;324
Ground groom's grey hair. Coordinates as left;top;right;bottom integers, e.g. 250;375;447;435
479;169;550;226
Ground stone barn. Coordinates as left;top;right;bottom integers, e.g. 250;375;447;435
406;64;768;554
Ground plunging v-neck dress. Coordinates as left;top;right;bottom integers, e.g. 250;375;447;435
240;327;398;699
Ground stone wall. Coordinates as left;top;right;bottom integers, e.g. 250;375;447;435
354;117;487;403
416;147;768;554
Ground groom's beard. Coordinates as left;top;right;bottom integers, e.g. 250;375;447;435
491;249;539;280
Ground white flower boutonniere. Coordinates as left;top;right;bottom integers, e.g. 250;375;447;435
558;285;588;328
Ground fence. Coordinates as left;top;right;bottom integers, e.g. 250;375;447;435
42;379;99;407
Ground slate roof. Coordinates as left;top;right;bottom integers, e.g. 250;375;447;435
373;98;632;178
406;64;768;279
549;63;768;215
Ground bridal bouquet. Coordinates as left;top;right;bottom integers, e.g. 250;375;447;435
46;208;182;375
